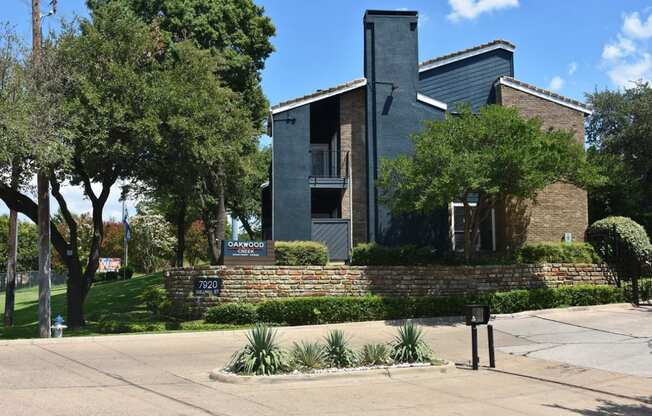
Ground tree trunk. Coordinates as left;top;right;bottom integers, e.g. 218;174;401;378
175;198;187;267
66;262;84;329
238;215;256;240
3;208;18;327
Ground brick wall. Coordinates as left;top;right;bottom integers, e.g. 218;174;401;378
166;264;614;316
340;88;367;245
496;84;589;247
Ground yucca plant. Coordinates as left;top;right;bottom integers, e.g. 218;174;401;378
227;324;289;375
291;341;326;370
323;329;356;368
359;343;392;366
390;321;432;363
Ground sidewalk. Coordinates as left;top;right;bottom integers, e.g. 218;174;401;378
0;304;650;415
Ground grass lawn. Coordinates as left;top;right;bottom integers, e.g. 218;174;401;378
0;273;237;340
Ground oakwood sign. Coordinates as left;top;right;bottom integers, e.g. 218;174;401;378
219;240;275;265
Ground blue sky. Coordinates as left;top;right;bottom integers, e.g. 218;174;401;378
1;0;652;220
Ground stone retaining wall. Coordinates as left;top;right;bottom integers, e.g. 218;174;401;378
165;264;615;317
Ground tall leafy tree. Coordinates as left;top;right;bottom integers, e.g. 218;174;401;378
93;0;275;261
0;3;161;328
378;105;597;261
586;82;652;233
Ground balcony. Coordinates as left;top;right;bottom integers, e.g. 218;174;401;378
309;150;349;188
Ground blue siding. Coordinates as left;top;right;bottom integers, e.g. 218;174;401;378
272;105;312;241
364;11;446;246
419;48;513;112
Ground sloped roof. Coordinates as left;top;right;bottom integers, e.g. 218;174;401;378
496;76;592;115
419;39;515;72
271;78;367;114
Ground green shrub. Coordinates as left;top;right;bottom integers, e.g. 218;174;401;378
119;267;134;279
359;343;392;366
323;329;356;368
351;243;439;266
390;321;431;363
351;243;514;266
205;303;258;325
227;324;289;375
274;241;329;266
587;216;652;270
256;296;387;325
291;341;326;370
515;243;602;264
232;285;624;327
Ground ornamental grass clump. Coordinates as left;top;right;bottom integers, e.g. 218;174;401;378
291;341;326;371
359;343;392;366
324;329;356;368
390;321;432;364
227;324;289;375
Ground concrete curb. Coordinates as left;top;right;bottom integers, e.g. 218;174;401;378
209;361;456;384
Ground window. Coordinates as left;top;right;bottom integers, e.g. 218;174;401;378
450;202;496;252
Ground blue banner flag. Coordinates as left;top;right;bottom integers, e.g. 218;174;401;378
123;208;131;242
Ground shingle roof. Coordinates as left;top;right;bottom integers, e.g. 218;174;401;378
271;78;367;114
496;76;592;115
270;40;517;114
419;39;515;71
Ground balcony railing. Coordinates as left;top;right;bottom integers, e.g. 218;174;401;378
310;150;349;178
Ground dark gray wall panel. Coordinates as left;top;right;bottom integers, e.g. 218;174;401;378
273;105;311;241
364;11;445;246
312;219;350;261
419;48;513;112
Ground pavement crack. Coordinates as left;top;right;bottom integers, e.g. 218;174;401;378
532;315;649;339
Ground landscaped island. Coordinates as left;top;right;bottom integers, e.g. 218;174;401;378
210;322;451;382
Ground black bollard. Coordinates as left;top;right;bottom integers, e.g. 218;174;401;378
471;324;479;370
488;324;495;368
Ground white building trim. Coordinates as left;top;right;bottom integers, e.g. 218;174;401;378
419;43;515;73
495;77;593;115
416;93;448;111
271;79;368;115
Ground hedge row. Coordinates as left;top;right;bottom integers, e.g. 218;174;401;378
351;242;602;266
514;243;601;264
204;285;624;326
274;241;328;266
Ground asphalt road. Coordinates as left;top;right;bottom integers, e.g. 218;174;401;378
0;303;650;415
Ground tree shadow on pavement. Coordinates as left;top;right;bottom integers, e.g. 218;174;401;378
545;398;652;416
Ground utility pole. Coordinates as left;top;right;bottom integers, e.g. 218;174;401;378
3;164;20;327
33;0;51;338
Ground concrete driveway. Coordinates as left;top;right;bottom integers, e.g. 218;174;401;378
0;304;650;415
494;303;652;378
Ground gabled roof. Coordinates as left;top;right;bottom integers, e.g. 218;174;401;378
271;78;367;115
270;40;515;115
495;76;592;115
419;39;515;72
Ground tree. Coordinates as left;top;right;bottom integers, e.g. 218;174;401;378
185;220;209;266
586;83;652;234
378;105;597;261
89;0;276;126
128;206;176;273
0;3;161;328
95;0;275;262
227;145;271;240
139;40;256;265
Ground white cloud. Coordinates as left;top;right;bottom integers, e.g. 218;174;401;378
420;13;430;26
602;36;636;61
568;62;577;75
447;0;519;22
548;76;564;91
622;11;652;39
600;10;652;88
607;53;652;88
